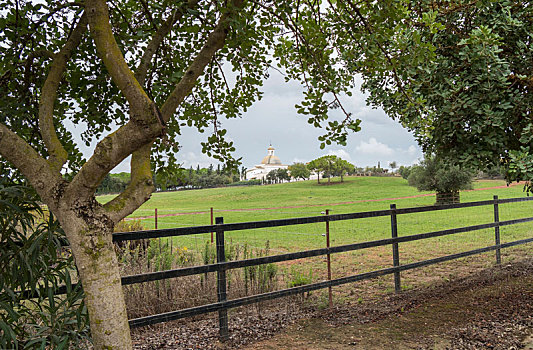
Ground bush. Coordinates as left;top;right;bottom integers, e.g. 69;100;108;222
398;165;412;180
0;180;89;349
227;179;262;187
407;156;473;204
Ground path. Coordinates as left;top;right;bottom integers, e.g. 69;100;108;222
128;181;524;221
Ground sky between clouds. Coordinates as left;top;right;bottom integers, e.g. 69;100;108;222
70;70;423;173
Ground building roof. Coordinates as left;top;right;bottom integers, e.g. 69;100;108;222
261;155;282;165
261;145;282;165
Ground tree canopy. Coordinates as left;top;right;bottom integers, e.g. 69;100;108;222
288;162;311;181
336;0;533;184
308;155;354;183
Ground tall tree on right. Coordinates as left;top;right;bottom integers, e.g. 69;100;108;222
334;0;533;188
308;155;338;184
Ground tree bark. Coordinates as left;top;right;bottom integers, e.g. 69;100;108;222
435;190;460;205
55;201;132;350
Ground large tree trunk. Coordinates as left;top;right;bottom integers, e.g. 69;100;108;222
57;204;132;350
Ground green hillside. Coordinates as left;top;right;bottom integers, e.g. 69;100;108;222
98;176;523;219
98;177;532;253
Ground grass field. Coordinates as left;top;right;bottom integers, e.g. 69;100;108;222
100;176;532;260
107;176;533;318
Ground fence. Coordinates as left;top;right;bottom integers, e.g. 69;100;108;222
110;195;533;339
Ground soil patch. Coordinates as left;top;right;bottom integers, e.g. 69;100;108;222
247;258;533;350
132;257;532;349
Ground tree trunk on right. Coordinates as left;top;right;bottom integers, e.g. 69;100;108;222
435;190;460;205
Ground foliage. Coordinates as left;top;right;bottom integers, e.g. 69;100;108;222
308;155;354;183
96;173;130;194
227;179;262;187
398;166;412;180
407;157;474;197
336;0;533;184
287;267;313;288
265;168;291;184
332;158;355;182
308;156;330;183
288;162;311;181
242;241;278;295
0;180;89;349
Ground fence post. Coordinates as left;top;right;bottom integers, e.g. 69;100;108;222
215;217;229;341
156;207;161;298
390;204;401;293
325;209;333;308
211;207;214;243
493;195;501;265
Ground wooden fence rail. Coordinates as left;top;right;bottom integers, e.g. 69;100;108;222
48;196;533;339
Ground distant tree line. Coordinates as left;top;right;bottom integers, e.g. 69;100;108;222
154;164;248;191
96;165;253;195
97;156;426;194
96;173;130;195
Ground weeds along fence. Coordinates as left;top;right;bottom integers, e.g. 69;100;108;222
110;195;533;340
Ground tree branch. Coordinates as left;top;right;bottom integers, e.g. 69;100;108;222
24;50;55;90
342;0;416;105
39;13;87;173
0;123;61;201
70;0;167;200
103;143;154;223
68;119;162;201
135;0;200;86
85;0;152;115
73;0;242;201
160;0;244;122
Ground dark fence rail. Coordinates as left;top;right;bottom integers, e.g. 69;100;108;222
112;197;533;243
128;237;533;328
42;196;533;339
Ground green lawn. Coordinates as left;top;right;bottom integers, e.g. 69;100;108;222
100;177;533;261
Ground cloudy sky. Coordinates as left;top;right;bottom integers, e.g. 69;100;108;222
71;70;423;173
161;71;422;172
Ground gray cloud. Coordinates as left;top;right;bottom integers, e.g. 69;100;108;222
68;69;422;173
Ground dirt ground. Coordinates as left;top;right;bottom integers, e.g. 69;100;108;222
132;253;533;350
246;258;533;350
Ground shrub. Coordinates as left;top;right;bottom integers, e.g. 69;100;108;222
407;156;473;204
398;165;412;180
0;180;89;349
227;179;262;186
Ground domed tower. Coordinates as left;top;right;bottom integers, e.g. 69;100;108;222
245;144;288;180
261;145;282;165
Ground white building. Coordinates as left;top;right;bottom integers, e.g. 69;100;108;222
246;145;288;180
